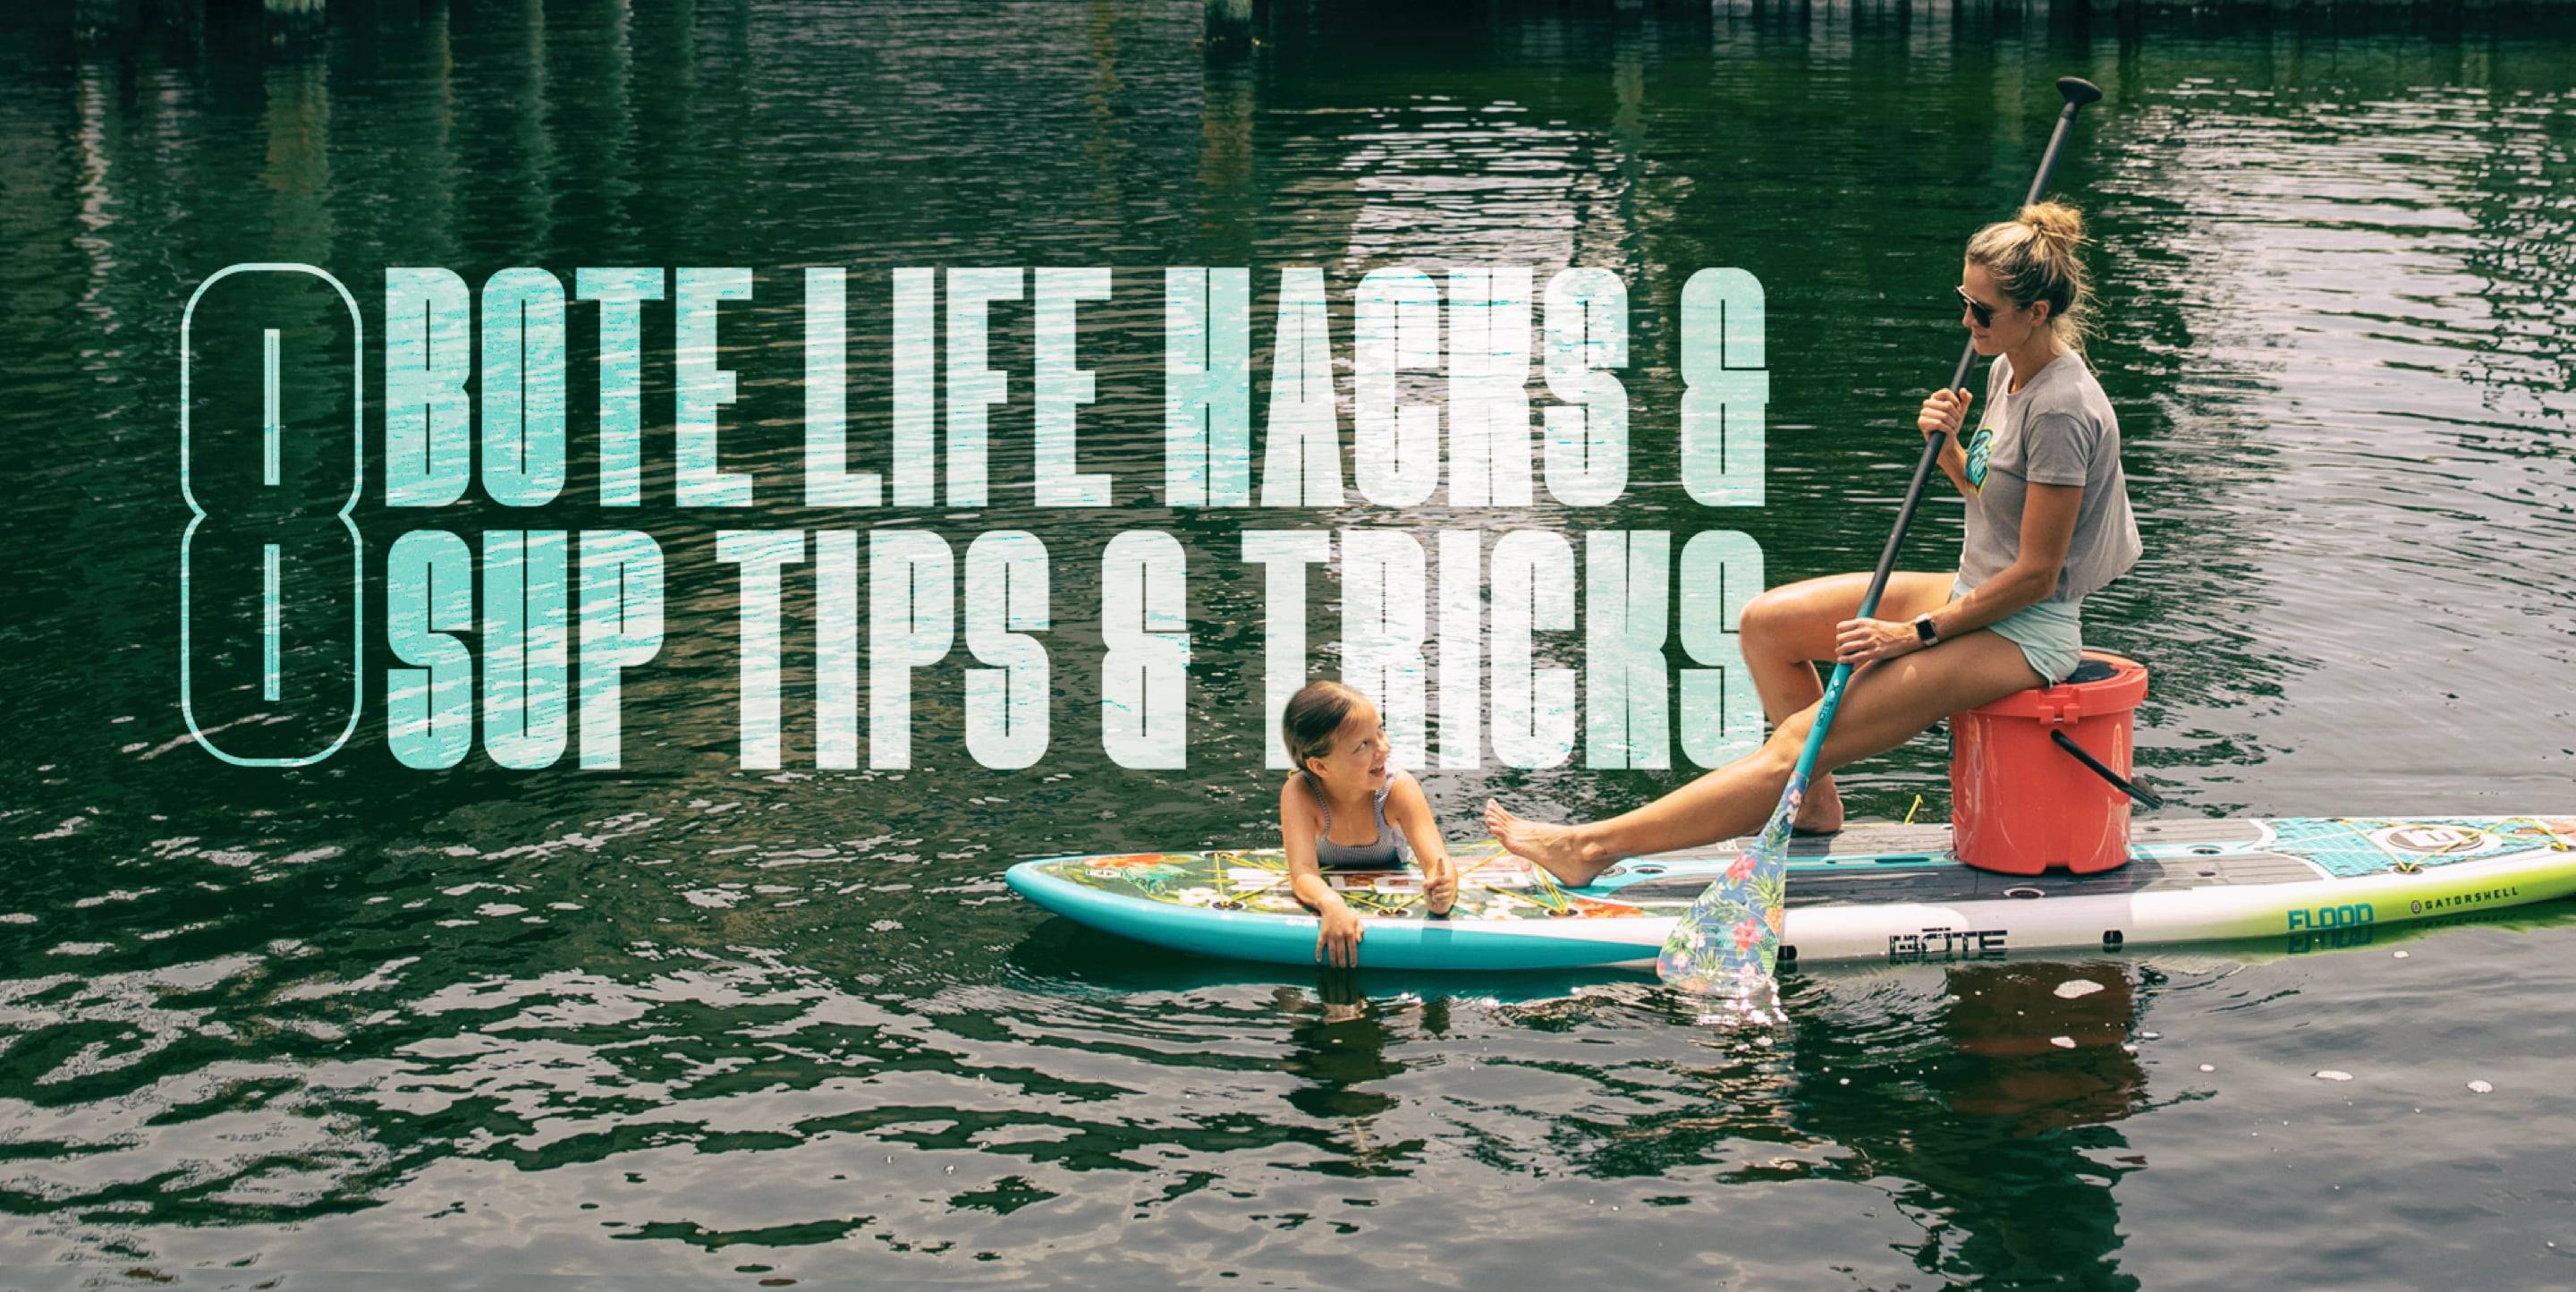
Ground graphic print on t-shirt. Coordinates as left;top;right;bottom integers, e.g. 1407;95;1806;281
1965;424;1994;492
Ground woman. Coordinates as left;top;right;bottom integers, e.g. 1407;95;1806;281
1487;200;2141;886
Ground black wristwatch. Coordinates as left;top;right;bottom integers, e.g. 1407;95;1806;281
1913;613;1940;647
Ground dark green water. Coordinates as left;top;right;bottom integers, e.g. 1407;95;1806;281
4;0;2574;1286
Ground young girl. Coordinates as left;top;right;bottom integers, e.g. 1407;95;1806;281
1279;681;1457;968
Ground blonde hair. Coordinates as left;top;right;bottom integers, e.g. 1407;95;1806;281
1281;681;1365;777
1964;200;2092;354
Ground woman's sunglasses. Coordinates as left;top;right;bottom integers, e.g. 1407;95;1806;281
1955;285;2005;328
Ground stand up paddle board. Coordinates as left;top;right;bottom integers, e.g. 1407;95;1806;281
1004;816;2576;971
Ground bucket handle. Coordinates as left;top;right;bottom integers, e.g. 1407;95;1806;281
2048;730;2166;809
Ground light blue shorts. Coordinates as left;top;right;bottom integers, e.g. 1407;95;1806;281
1953;576;2083;685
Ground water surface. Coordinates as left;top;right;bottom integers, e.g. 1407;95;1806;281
3;1;2573;1286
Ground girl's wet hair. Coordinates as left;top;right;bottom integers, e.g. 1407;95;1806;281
1965;200;2093;354
1281;681;1365;776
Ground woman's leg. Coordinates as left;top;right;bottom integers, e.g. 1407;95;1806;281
1486;628;2044;884
1738;570;1957;832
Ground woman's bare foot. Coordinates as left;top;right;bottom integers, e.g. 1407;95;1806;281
1483;800;1614;887
1792;772;1844;836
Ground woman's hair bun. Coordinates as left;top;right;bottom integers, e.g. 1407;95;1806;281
2019;200;2086;248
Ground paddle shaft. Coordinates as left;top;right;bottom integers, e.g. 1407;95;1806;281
1789;83;2103;789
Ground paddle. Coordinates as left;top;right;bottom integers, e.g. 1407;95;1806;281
1657;76;2106;1015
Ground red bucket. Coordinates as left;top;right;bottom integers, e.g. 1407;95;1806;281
1949;650;2150;875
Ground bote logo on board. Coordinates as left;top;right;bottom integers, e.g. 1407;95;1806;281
2375;824;2490;855
1887;928;2005;962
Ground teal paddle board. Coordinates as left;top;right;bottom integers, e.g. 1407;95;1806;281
1004;816;2576;972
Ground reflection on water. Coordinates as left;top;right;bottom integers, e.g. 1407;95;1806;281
4;0;2575;1284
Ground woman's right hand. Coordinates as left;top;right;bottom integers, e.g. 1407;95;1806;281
1918;387;1974;439
1316;902;1364;969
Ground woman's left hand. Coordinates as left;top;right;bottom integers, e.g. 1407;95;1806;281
1834;616;1922;665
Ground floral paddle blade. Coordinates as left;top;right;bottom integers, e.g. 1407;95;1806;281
1657;771;1799;1007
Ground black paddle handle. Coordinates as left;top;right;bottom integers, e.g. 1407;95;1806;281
1852;77;2104;625
2050;729;2167;809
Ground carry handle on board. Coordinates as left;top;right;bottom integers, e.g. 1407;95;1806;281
2048;729;2167;810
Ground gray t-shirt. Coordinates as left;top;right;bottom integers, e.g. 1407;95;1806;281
1956;349;2141;604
